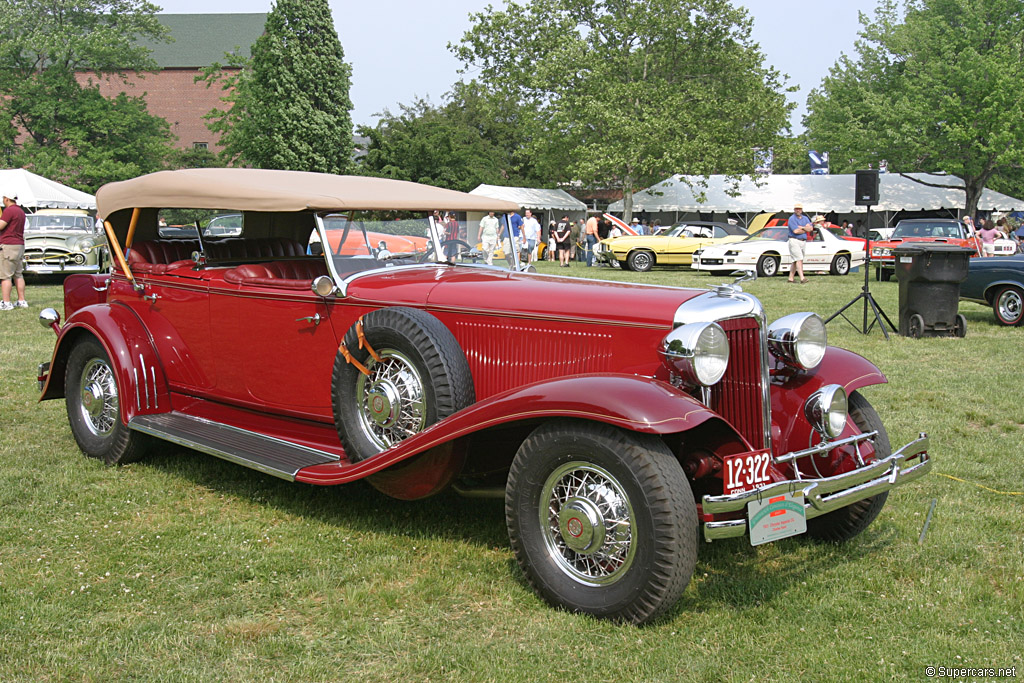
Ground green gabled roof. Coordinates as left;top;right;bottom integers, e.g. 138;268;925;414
140;14;267;68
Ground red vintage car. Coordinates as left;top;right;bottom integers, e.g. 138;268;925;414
37;169;931;624
869;218;1013;280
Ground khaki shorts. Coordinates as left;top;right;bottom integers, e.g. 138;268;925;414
0;244;25;280
787;238;805;261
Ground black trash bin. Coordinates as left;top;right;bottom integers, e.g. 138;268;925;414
893;243;973;338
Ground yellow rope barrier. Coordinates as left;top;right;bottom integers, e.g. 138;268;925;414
936;472;1023;496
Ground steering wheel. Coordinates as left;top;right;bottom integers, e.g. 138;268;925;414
418;239;473;263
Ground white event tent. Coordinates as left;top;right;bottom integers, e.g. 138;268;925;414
0;169;96;210
608;173;1023;228
467;184;588;241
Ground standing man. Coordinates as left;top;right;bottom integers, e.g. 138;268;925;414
0;192;28;310
584;213;600;266
786;202;811;283
479;210;500;265
523;209;541;263
502;210;523;267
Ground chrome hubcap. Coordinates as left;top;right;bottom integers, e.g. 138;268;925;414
999;290;1022;322
78;358;118;437
355;348;426;450
540;462;635;585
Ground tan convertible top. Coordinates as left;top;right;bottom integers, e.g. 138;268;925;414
96;168;521;216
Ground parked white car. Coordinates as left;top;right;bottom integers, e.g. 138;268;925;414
692;226;866;277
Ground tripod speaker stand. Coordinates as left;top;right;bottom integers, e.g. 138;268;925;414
824;205;897;339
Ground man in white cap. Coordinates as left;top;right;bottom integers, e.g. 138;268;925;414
786;202;811;283
0;192;28;310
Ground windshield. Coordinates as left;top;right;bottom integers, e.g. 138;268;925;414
744;227;789;242
892;221;963;239
321;213;435;273
26;214;92;232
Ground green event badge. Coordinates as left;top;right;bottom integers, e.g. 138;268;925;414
748;492;807;546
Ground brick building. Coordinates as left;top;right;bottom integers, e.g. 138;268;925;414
78;14;266;153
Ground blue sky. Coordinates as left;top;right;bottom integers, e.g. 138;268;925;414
153;0;881;130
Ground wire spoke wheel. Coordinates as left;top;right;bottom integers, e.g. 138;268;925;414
355;348;427;450
77;357;119;437
540;462;636;585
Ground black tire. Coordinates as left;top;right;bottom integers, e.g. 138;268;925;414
626;250;654;272
954;313;967;338
756;254;779;277
907;313;925;338
877;267;892;282
505;420;697;625
806;391;889;543
332;307;474;462
992;285;1024;326
830;253;851;276
65;337;148;465
618;258;633;271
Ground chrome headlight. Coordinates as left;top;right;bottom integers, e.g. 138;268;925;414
872;247;890;257
659;322;730;386
767;312;827;370
804;384;848;440
69;237;96;252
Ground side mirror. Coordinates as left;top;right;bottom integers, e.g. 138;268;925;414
312;275;336;297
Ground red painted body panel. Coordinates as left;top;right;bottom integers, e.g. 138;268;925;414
295;374;719;485
768;347;886;458
62;274;110;319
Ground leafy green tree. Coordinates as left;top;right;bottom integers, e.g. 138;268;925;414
451;0;791;219
205;0;353;173
805;0;1024;215
356;82;544;191
0;0;173;190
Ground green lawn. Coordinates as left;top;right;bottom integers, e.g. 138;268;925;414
1;265;1021;682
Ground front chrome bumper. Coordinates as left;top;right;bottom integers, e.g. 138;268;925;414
702;432;931;542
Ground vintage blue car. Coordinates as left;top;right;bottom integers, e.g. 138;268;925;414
960;254;1024;326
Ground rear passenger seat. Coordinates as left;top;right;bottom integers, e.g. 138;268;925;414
127;238;308;275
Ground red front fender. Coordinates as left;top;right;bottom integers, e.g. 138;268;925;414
295;373;718;487
771;347;887;453
39;302;168;425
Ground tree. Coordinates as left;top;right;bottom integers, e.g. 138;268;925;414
0;0;174;190
356;82;544;191
805;0;1024;215
205;0;353;173
451;0;791;219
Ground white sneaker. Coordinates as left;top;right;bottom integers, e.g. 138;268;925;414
14;300;28;308
0;301;13;311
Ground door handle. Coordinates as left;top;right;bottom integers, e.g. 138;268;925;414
296;313;321;326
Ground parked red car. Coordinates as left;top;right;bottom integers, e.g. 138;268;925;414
868;218;1014;280
37;169;931;624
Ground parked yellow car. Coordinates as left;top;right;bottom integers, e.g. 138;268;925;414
596;221;747;271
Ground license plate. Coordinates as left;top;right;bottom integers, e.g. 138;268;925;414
748;493;807;546
722;450;772;495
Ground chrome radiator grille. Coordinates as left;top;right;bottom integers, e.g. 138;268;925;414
709;317;767;449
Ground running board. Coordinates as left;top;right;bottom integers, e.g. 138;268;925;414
130;412;340;481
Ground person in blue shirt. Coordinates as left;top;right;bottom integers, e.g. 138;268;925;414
786;202;812;283
502;211;523;267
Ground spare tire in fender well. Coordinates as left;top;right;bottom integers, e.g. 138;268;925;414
331;306;475;464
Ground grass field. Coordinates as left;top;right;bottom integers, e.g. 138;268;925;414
1;264;1021;681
